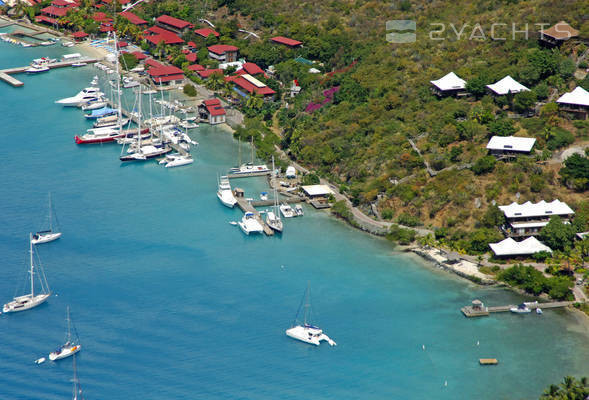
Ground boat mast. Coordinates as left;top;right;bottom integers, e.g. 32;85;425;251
29;233;34;297
137;85;142;149
250;136;254;164
48;192;53;232
304;282;310;326
66;306;72;342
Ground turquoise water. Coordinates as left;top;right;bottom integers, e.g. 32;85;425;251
1;39;588;400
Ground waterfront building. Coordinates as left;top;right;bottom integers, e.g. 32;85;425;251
489;237;552;257
198;99;226;125
148;65;185;86
498;200;575;238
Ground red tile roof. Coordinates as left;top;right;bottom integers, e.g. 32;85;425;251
197;69;223;78
153;74;185;83
229;75;276;96
35;15;58;24
203;99;225;116
91;12;110;22
119;11;147;25
207;44;238;54
203;98;221;106
99;24;114;33
51;0;71;6
148;65;184;77
187;41;197;48
187;64;205;72
270;36;302;47
156;15;194;30
144;26;184;45
194;27;219;38
186;53;197;63
131;51;148;60
240;62;264;75
72;31;88;38
41;5;71;17
144;59;164;68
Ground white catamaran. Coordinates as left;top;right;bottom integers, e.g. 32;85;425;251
3;234;51;313
32;193;61;245
285;283;336;346
49;306;81;361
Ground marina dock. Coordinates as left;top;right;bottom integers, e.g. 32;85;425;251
0;58;99;87
234;195;274;236
461;300;574;318
227;171;271;179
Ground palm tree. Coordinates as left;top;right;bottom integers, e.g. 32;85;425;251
246;93;263;110
155;39;166;60
207;73;225;92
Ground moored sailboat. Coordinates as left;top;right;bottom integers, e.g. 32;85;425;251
32;193;61;244
49;306;81;361
3;234;51;313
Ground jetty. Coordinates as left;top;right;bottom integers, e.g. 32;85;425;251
227;171;271;179
234;189;274;236
0;58;99;87
461;299;574;318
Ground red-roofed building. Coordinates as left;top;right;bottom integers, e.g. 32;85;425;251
40;5;71;18
149;65;185;85
270;36;302;47
144;59;164;69
51;0;71;6
144;26;184;46
187;41;197;49
238;62;265;76
199;98;226;125
91;12;110;22
35;15;59;25
207;45;238;63
187;64;205;72
227;74;276;99
72;31;88;41
116;41;128;48
99;23;114;33
197;69;223;79
186;53;197;63
156;15;194;35
119;11;147;26
131;51;148;61
194;27;219;38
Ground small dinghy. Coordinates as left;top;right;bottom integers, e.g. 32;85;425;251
536;308;543;315
35;357;46;365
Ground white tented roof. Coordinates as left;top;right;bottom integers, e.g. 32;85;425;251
486;75;529;95
489;237;552;256
486;136;536;153
285;166;297;177
499;200;575;219
556;86;589;107
302;185;334;196
241;73;266;88
430;72;466;91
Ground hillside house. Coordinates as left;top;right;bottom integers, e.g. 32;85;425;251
556;86;589;120
270;36;302;48
208;44;239;63
119;11;147;26
486;136;536;157
194;28;219;39
430;72;467;97
539;21;579;47
155;15;194;35
498;200;575;238
486;75;529;96
144;26;184;46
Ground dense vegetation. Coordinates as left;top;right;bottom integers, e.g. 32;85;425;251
540;376;588;399
498;264;573;300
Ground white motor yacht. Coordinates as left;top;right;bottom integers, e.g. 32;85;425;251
238;212;264;235
510;304;531;314
56;87;104;107
217;176;237;208
280;203;296;218
122;77;139;88
165;154;193;168
294;204;304;216
229;163;271;175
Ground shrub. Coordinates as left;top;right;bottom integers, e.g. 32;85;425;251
472;155;496;175
183;83;197;97
397;212;422;227
381;208;394;220
532;250;551;262
387;224;416;245
539;216;577;251
513;90;537;113
301;173;320;185
546;127;574;150
488;119;516;137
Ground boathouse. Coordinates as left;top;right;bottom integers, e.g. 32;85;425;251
194;27;219;39
71;31;88;42
208;44;239;63
489;237;552;258
486;75;529;96
119;11;147;26
199;99;226;125
556;86;589;120
498;200;575;238
155;15;194;35
270;36;302;48
301;185;334;199
148;65;185;86
430;72;467;97
539;21;579;47
486;136;536;157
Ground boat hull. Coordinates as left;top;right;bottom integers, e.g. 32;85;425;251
31;232;61;244
217;191;237;208
49;344;81;361
120;147;172;162
3;293;50;313
285;325;336;346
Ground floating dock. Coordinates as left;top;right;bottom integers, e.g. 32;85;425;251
461;300;574;318
0;58;99;87
479;358;498;365
234;193;274;236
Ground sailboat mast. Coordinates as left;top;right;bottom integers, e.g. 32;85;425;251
66;306;72;342
48;193;53;232
29;233;34;297
303;282;310;326
138;85;142;148
250;136;254;164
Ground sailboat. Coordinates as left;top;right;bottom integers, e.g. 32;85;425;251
3;234;51;313
229;136;270;175
32;193;61;244
49;306;81;361
265;157;283;233
285;283;336;346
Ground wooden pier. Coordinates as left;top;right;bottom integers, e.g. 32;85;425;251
235;195;274;236
227;171;271;179
461;300;574;318
0;58;99;87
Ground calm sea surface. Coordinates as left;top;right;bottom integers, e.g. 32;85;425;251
0;37;588;400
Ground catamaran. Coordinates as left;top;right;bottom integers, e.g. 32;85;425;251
3;234;51;313
49;306;81;361
32;193;61;244
217;175;237;208
229;137;270;175
238;212;264;235
286;283;336;346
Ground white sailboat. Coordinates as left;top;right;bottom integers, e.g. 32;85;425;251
217;175;237;208
49;306;81;361
286;283;336;346
32;193;61;245
3;234;51;313
238;212;264;235
229;136;270;175
266;157;283;232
